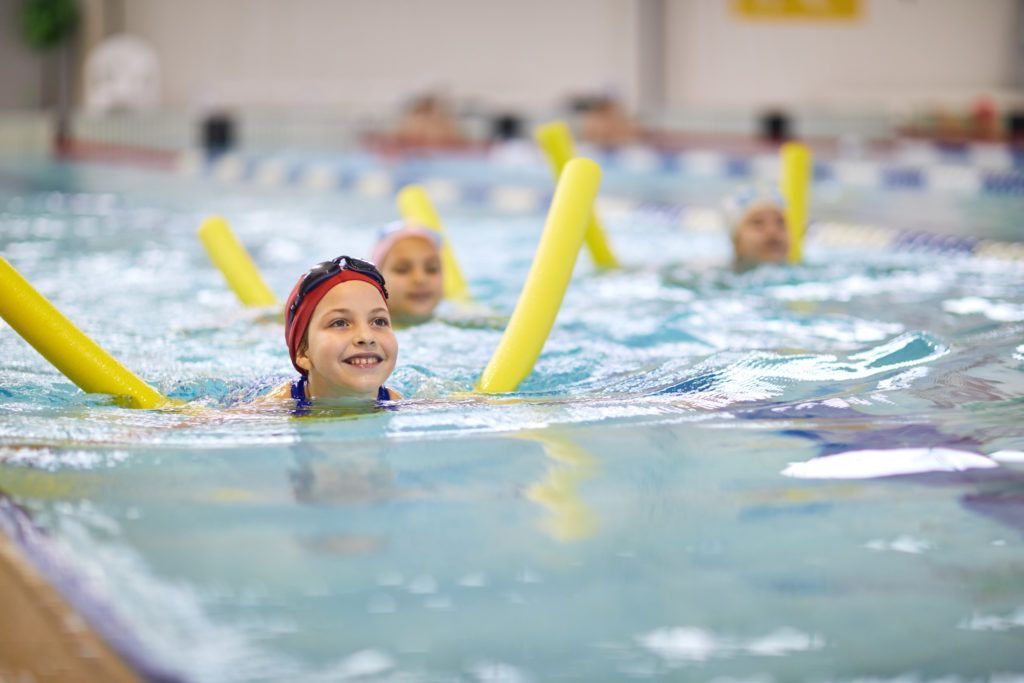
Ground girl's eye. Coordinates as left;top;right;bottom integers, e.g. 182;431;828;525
329;319;350;327
372;317;391;327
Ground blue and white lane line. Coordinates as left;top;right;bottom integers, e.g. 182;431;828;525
587;142;1024;175
175;150;1023;261
179;149;1024;198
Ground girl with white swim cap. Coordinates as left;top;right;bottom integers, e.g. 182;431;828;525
722;185;791;271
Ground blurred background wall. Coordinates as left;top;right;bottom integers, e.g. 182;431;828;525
117;0;640;112
1;0;1021;152
0;0;47;109
666;0;1018;109
0;0;56;152
103;0;1019;113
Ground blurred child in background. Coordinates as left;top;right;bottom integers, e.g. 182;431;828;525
579;95;641;147
722;185;791;272
394;93;467;148
371;221;444;327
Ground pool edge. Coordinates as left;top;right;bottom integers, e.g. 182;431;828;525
0;496;186;683
0;526;141;682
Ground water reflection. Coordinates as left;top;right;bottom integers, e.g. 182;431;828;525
290;440;397;506
516;430;599;542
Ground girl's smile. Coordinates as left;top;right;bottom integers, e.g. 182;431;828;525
344;352;384;368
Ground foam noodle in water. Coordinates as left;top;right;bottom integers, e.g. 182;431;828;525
535;121;619;269
780;142;812;264
476;158;601;393
0;257;169;409
198;215;278;307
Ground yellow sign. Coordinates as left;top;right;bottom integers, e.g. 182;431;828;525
733;0;860;20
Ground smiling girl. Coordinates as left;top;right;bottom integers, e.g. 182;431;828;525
267;256;402;408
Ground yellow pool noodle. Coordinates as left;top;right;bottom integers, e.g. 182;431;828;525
780;142;813;263
395;185;471;301
534;121;620;269
0;257;169;409
198;215;278;307
476;158;602;393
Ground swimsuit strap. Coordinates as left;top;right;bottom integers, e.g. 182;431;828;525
292;377;391;414
291;376;311;407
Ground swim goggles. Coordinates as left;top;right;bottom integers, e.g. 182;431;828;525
286;255;389;325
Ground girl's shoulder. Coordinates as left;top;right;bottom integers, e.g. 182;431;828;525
261;381;296;401
258;380;400;403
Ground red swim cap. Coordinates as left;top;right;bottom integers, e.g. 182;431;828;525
284;270;389;375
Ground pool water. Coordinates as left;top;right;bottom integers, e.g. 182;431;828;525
1;158;1023;682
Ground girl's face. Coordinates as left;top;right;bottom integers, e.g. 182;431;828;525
733;202;790;268
295;281;398;399
380;237;443;325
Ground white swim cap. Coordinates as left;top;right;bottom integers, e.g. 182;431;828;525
371;221;443;268
721;185;786;234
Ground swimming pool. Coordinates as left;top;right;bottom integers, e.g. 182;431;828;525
1;156;1023;681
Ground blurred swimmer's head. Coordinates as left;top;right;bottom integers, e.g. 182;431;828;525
284;256;397;399
722;185;790;270
372;221;443;326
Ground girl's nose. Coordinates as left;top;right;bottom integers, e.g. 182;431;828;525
353;323;377;345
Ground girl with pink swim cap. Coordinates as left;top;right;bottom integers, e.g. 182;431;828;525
371;221;444;327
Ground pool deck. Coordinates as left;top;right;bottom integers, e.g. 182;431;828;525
0;528;140;682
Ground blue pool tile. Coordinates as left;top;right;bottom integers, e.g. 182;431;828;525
982;171;1024;194
882;167;924;189
724;156;751;178
813;163;834;182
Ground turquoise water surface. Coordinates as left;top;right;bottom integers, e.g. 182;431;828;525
1;158;1023;681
